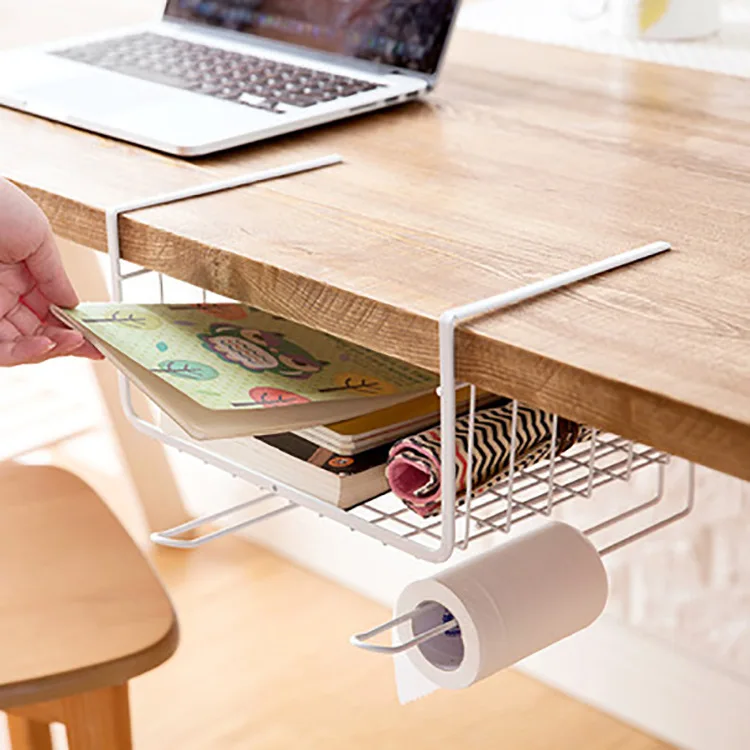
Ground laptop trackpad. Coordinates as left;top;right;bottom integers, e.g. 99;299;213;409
19;72;165;116
17;67;278;147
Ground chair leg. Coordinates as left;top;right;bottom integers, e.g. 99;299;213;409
60;684;133;750
6;714;53;750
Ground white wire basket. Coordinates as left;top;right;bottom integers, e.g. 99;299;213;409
104;156;697;564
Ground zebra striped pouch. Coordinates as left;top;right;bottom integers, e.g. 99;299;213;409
385;402;588;518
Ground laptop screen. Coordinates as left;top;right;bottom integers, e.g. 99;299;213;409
163;0;460;76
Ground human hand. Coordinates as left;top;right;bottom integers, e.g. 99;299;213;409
0;178;102;366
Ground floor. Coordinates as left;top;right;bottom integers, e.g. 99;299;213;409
1;408;672;749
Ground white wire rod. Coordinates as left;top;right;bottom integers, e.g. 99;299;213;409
107;153;343;301
150;491;296;549
545;414;559;515
474;449;665;535
350;604;458;655
504;399;520;531
563;444;664;485
583;461;667;537
121;267;154;281
436;242;671;562
511;448;664;502
478;444;664;526
586;428;600;497
597;462;696;557
458;384;478;550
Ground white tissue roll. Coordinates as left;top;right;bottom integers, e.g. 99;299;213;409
395;521;608;690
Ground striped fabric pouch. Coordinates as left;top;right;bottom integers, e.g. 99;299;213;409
385;401;589;518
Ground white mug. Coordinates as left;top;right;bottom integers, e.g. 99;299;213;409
572;0;721;40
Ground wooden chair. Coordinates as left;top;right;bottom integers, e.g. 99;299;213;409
0;464;179;749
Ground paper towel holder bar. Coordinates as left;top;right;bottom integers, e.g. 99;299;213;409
352;465;696;656
349;463;695;656
350;503;694;657
350;604;459;655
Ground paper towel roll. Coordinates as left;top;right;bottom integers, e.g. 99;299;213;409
395;521;608;690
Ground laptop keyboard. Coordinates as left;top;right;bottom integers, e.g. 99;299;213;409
52;32;382;112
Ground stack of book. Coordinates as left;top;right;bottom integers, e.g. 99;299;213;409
54;302;492;509
167;387;493;509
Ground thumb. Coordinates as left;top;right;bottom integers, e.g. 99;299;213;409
0;336;56;367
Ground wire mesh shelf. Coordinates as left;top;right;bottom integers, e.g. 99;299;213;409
348;431;669;550
143;397;681;563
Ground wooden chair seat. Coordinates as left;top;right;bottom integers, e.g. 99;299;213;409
0;463;178;748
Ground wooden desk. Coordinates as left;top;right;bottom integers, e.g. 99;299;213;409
2;2;749;483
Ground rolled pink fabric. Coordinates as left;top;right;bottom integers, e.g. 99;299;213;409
386;402;587;518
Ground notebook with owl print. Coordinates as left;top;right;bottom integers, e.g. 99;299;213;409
52;303;438;441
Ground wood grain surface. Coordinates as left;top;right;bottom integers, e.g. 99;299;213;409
0;464;178;710
2;1;749;480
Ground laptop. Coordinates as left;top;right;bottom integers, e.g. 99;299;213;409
0;0;461;157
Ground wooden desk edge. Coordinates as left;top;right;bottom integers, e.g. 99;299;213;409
16;178;750;484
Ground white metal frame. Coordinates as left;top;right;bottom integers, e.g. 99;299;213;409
103;156;695;576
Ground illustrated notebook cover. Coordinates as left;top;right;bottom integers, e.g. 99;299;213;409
53;303;439;441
